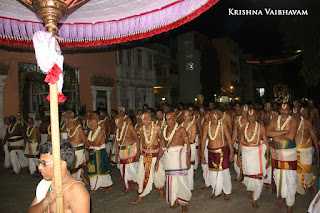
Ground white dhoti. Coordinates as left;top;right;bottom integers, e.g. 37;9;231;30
89;175;113;191
193;134;199;171
308;188;320;212
119;143;138;189
137;149;165;197
188;141;198;191
71;144;86;181
9;136;29;174
164;145;192;206
105;134;114;156
297;143;315;195
233;141;241;181
60;132;68;140
201;139;210;187
209;169;232;196
24;139;40;175
273;169;297;206
40;134;48;146
271;141;297;207
242;144;267;200
3;142;11;168
87;144;113;191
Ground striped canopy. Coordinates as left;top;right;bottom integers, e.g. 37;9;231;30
0;0;219;48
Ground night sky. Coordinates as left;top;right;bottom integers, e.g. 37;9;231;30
165;0;313;58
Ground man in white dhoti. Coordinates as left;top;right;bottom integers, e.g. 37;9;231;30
237;109;269;208
24;118;40;175
292;107;319;194
155;112;191;212
266;103;298;213
131;112;166;204
86;118;113;194
115;116;140;194
39;116;49;146
201;111;211;191
201;111;234;201
232;105;249;187
66;118;89;185
3;115;29;174
180;110;197;191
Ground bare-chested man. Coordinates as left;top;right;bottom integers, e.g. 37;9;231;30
134;109;143;132
65;118;88;185
201;111;234;201
39;116;49;147
115;116;139;194
181;110;197;191
308;100;320;139
217;107;233;133
3;115;29;174
292;107;319;195
60;112;68;140
28;140;90;213
174;107;184;125
86;118;113;194
155;110;166;130
266;103;298;213
232;105;249;185
262;102;279;127
132;112;166;204
237;109;269;208
155;112;191;212
24;117;40;175
201;110;211;191
118;107;133;125
92;111;107;133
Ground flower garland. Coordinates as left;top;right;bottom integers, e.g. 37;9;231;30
277;115;292;131
8;122;18;134
67;125;81;138
98;117;107;126
143;122;154;145
163;123;179;147
60;120;66;131
297;117;304;145
181;116;195;132
156;119;166;130
208;120;221;141
220;112;225;122
26;125;35;137
238;116;243;128
116;122;127;142
82;120;88;129
177;111;182;118
244;122;259;143
88;126;101;142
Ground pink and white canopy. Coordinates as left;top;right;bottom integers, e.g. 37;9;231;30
0;0;219;48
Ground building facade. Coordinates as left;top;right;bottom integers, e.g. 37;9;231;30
116;47;156;110
177;32;206;104
0;49;117;125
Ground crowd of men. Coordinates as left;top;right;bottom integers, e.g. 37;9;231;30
2;99;320;212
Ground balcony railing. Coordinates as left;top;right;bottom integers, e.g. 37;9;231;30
118;65;155;84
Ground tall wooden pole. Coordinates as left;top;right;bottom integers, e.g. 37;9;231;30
33;1;68;212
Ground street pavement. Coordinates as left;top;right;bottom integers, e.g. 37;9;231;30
0;162;316;213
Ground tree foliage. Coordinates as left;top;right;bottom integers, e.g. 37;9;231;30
279;0;320;87
200;41;220;105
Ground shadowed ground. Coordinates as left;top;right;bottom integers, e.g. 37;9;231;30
0;162;316;213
